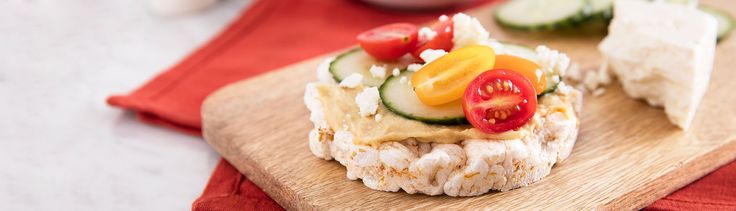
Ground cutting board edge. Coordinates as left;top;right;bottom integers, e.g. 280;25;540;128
603;137;736;210
203;118;318;210
202;80;318;211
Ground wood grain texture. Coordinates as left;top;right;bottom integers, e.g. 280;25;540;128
201;1;736;210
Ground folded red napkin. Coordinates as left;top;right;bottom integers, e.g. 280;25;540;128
107;0;736;210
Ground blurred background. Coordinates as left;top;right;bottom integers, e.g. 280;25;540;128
0;0;254;210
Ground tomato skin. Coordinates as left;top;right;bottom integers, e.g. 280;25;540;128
412;45;496;106
494;55;546;95
357;23;419;61
411;18;454;61
462;69;537;133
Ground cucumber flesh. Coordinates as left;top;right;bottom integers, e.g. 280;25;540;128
379;71;467;125
329;48;412;87
539;73;561;96
495;0;590;30
499;42;539;62
700;5;735;42
589;0;613;19
664;0;698;6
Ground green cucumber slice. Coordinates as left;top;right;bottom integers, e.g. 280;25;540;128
329;48;411;87
539;72;561;96
700;5;735;42
499;42;539;62
589;0;613;20
379;71;467;125
495;0;590;30
664;0;698;6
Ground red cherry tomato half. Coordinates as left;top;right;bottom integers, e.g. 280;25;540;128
412;17;454;61
462;69;537;133
357;23;418;61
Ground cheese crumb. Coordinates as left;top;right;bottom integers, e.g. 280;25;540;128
400;76;408;84
452;13;490;49
375;114;382;122
392;68;400;77
419;49;447;63
369;65;387;79
439;15;449;22
592;88;606;96
418;27;437;43
355;87;381;117
339;73;363;88
536;45;570;76
407;63;423;72
316;57;336;83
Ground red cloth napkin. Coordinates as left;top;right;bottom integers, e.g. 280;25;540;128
107;0;736;210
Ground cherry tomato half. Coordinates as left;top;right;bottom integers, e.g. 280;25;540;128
411;18;454;61
494;55;546;95
357;23;418;61
462;69;537;133
412;45;496;106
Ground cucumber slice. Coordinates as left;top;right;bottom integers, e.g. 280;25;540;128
499;42;539;62
589;0;613;19
379;71;467;125
495;0;590;30
329;48;411;87
664;0;698;6
700;5;735;42
539;72;561;96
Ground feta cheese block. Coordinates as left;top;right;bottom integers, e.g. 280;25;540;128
598;0;717;130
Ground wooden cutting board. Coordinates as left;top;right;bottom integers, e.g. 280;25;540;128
201;0;736;210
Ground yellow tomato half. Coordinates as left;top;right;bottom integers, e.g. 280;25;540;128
411;45;495;106
494;54;546;95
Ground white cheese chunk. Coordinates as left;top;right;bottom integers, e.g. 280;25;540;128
536;45;570;77
418;27;437;43
355;87;381;117
452;13;490;49
369;65;387;79
406;63;423;72
419;49;447;63
598;0;717;129
391;68;400;77
339;73;363;88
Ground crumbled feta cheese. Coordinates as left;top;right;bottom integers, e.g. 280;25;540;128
339;73;363;88
419;49;447;63
369;65;387;79
583;62;612;91
439;15;449;22
592;88;606;96
452;13;490;49
536;45;570;76
418;27;437;43
355;87;381;117
407;63;423;72
375;114;382;122
565;63;583;82
316;57;336;83
392;68;400;77
400;76;408;84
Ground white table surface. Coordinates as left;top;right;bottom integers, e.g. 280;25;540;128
0;0;254;210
